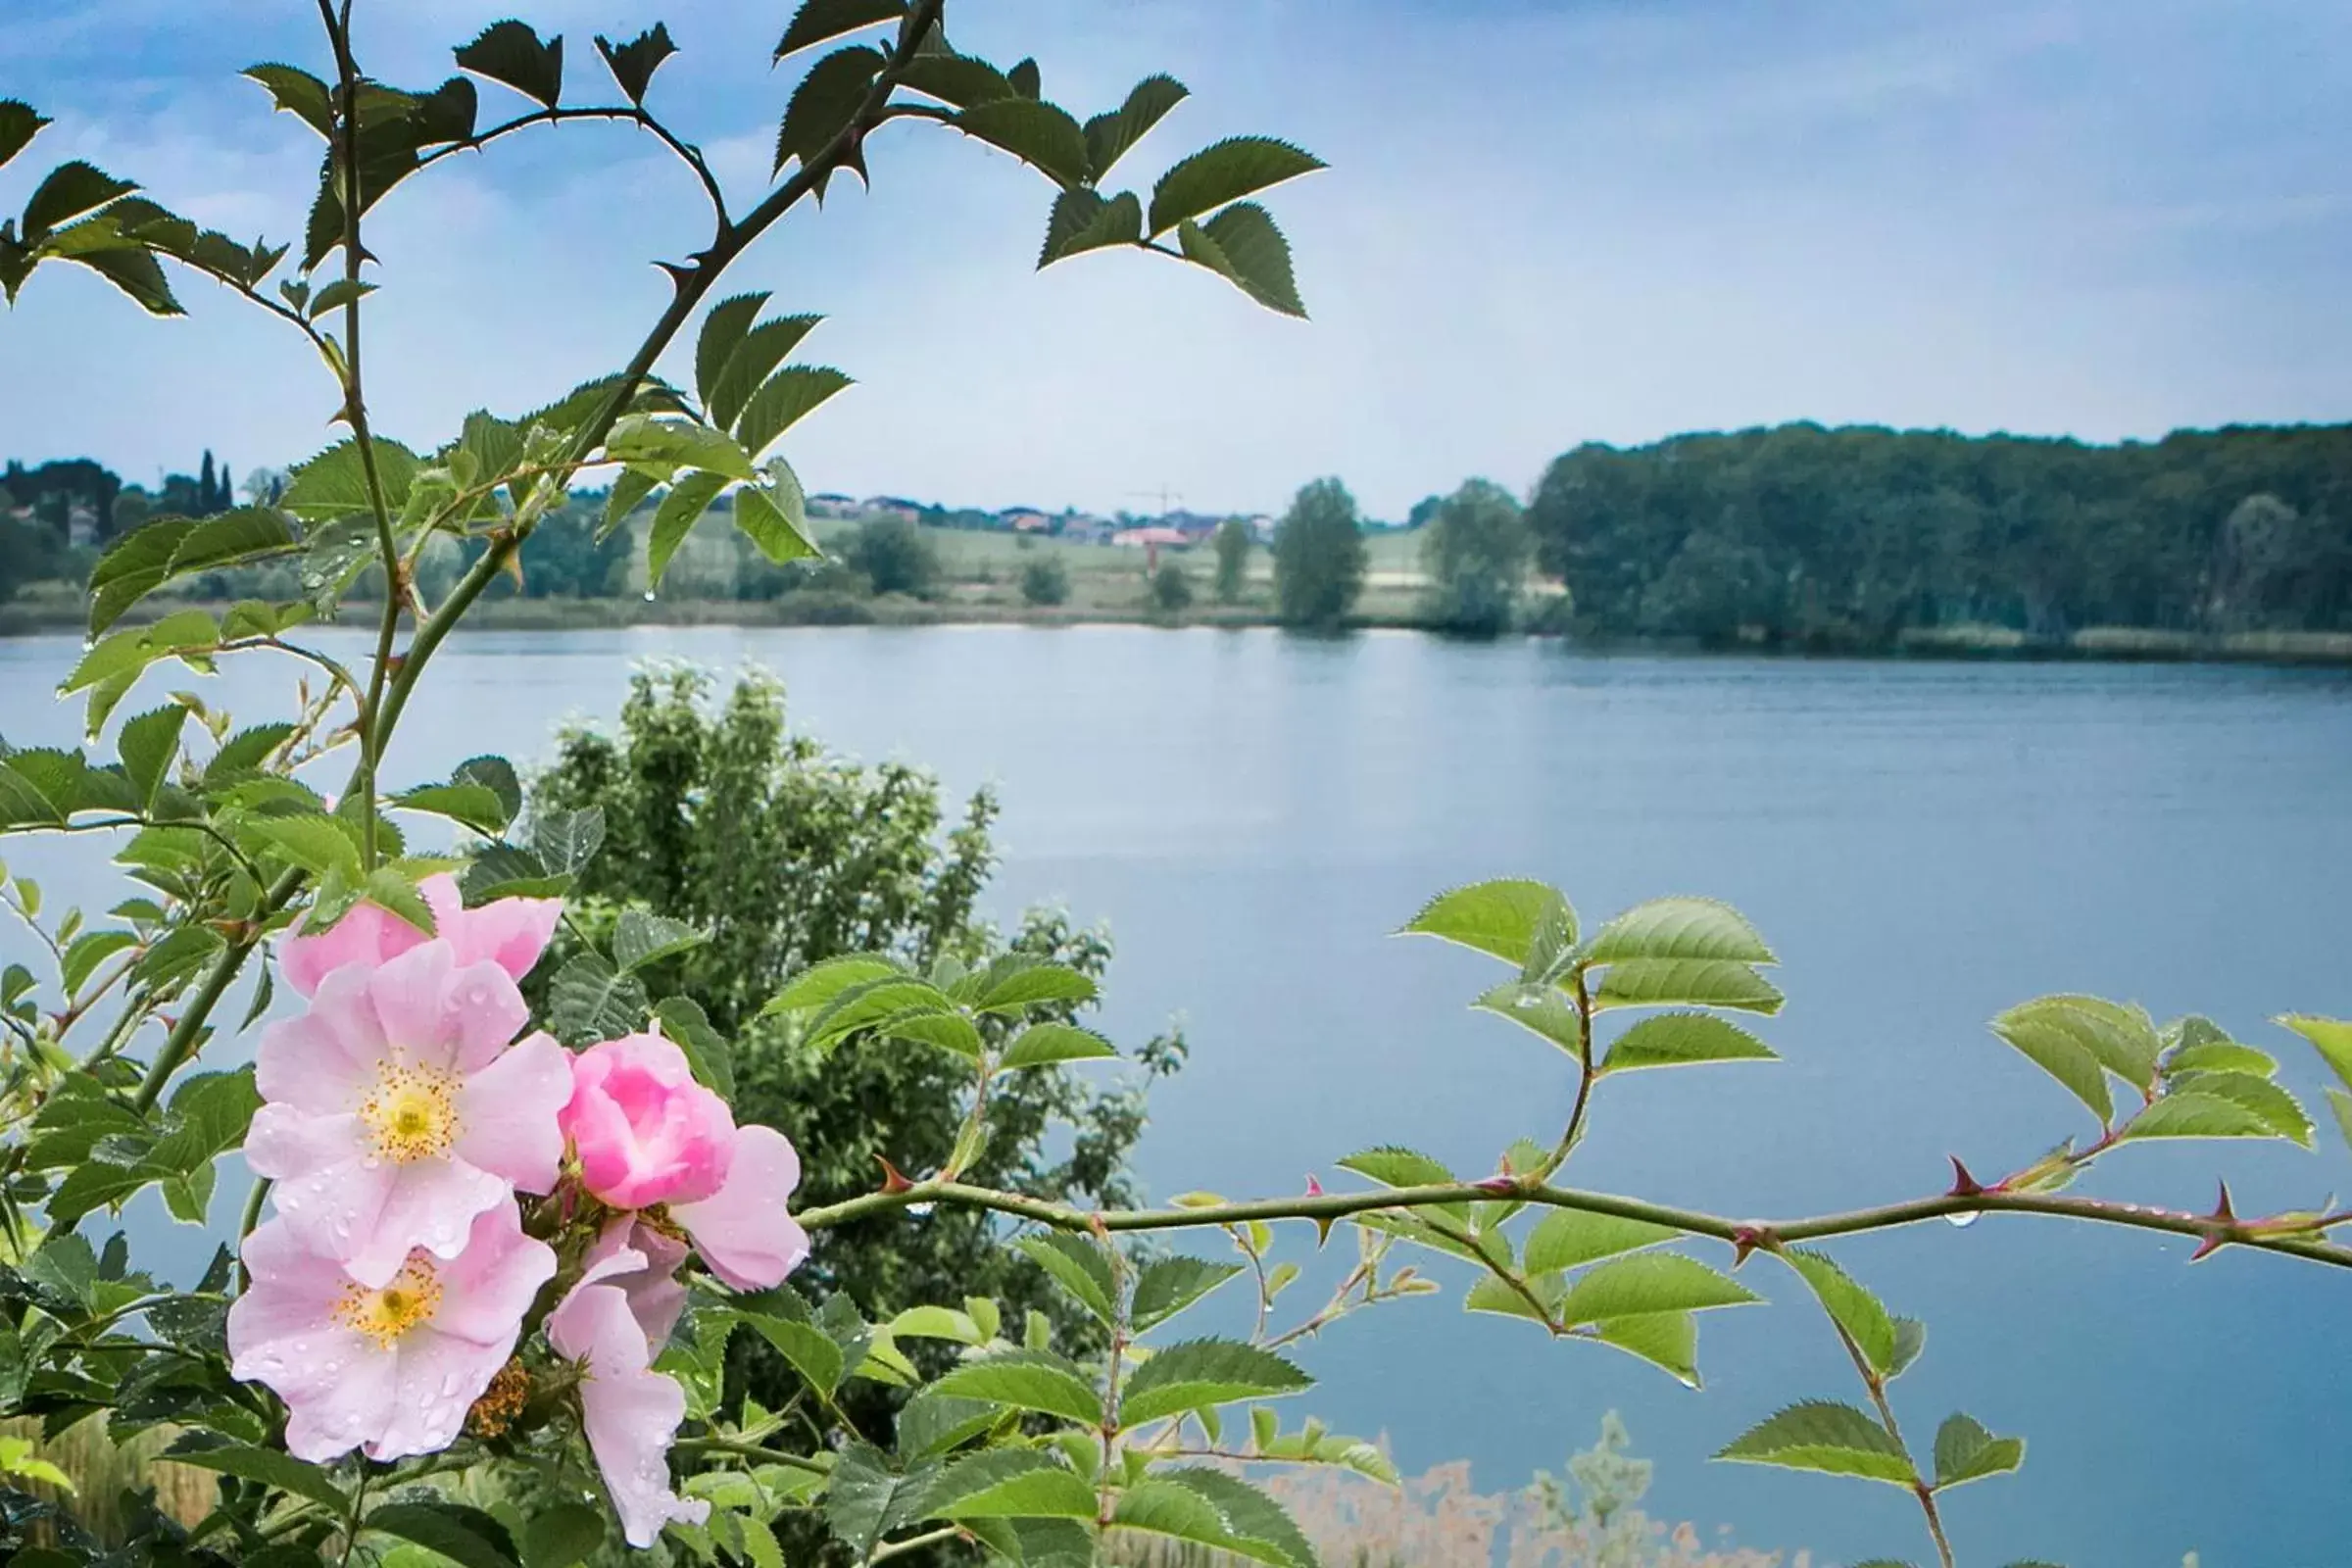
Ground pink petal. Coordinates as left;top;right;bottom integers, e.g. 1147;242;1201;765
277;1333;398;1463
550;1283;707;1547
243;1103;369;1185
368;1330;515;1462
671;1125;810;1292
256;965;389;1111
428;1200;558;1346
453;1031;571;1194
365;943;526;1074
562;1034;736;1209
350;1158;513;1289
424;874;562;984
279;899;429;999
578;1217;690;1349
226;1216;345;1349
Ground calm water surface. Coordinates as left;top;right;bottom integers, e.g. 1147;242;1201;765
4;625;2349;1567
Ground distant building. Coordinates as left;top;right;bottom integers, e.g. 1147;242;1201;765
1059;513;1112;544
1111;525;1193;550
66;502;99;548
858;495;923;522
1001;507;1054;533
808;492;859;518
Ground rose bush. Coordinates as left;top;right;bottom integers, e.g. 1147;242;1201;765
2;7;2349;1568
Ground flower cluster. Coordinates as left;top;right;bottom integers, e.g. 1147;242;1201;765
226;876;810;1545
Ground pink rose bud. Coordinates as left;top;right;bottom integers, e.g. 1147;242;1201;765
562;1033;737;1209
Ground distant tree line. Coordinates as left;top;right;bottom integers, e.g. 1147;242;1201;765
1529;422;2352;647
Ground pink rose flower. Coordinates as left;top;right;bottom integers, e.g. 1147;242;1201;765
248;940;573;1288
280;874;560;999
547;1217;705;1547
562;1033;811;1292
227;1201;555;1463
561;1034;736;1208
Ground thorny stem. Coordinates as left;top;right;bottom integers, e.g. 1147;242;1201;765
1098;1239;1132;1533
793;1175;2352;1271
415;104;730;222
671;1436;827;1475
1822;1311;1955;1568
316;0;405;875
124;0;951;1117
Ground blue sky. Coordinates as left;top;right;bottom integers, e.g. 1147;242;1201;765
3;0;2348;518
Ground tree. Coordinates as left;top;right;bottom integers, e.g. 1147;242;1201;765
1212;515;1251;602
846;513;940;598
1151;558;1193;612
1021;553;1069;606
1273;475;1367;629
1420;476;1530;636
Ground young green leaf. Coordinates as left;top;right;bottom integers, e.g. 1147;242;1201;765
1932;1412;2025;1491
1154;1470;1316;1568
930;1348;1103;1425
1463;1273;1561;1325
116;704;188;809
1888;1316;1928;1378
1592;1310;1703;1386
1117;1340;1311;1427
1994;995;2160;1115
652;996;733;1098
1038;187;1144;268
1014;1233;1117;1323
2278;1013;2352;1091
734;366;854;459
1084;75;1189;180
956;98;1091;189
707;314;823;429
916;1449;1097;1521
86;509;301;632
1597;1010;1778;1073
391;782;510;836
766;955;907;1016
613;908;708;973
1131;1256;1247;1332
2159;1069;2312;1145
1584;897;1774;965
160;1436;346;1512
548;953;649;1046
1000;1022;1117;1070
775;0;907;62
1148;135;1325;236
647;469;729;586
1397;878;1569;965
967;956;1100;1014
454;21;564;108
1555;1253;1761;1324
825;1444;942;1561
520;1504;606;1568
1177;203;1304;318
1471;981;1586;1055
2122;1089;2280;1142
1782;1250;1897;1376
1715;1400;1914;1486
1522;1210;1680;1274
593;24;676;105
1592;958;1783;1015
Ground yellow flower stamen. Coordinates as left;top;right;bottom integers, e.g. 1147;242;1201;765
334;1253;443;1349
360;1061;462;1163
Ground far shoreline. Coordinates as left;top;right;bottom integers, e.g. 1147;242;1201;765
8;594;2352;670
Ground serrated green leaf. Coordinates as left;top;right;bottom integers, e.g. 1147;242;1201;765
455;21;564;108
2163;1069;2312;1146
1522;1210;1680;1274
735;466;822;566
706;314;823;431
651;996;732;1099
2122;1090;2280;1141
735;366;854;459
1591;1309;1702;1386
1994;995;2160;1111
391;782;509;835
1001;1022;1117;1070
766;955;906;1016
1598;1010;1777;1073
1015;1233;1116;1323
1888;1316;1928;1378
1463;1272;1560;1325
1085;74;1188;180
2164;1040;2278;1077
612;907;708;973
1932;1412;2024;1491
1118;1339;1311;1428
1131;1256;1245;1332
116;704;188;808
1039;186;1144;268
1715;1401;1913;1486
1472;980;1586;1056
918;1449;1097;1521
1585;896;1774;965
520;1503;605;1568
827;1444;940;1560
1784;1250;1896;1376
280;437;421;521
1;100;52;170
647;469;729;587
2328;1087;2352;1153
242;812;362;878
23;161;135;236
970;957;1100;1014
1177;202;1304;317
773;45;883;178
1148;136;1324;236
1556;1253;1760;1324
2278;1013;2352;1093
605;414;759;482
549;953;648;1047
931;1348;1103;1425
87;509;300;632
1592;957;1783;1015
957;98;1091;188
775;0;906;62
1397;879;1566;965
593;24;676;105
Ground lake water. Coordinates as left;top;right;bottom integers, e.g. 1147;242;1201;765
5;625;2350;1567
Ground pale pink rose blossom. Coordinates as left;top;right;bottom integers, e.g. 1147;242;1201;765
562;1034;811;1291
548;1217;707;1546
248;940;572;1287
227;1201;554;1463
279;874;560;999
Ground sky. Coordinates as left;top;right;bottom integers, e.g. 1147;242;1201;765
3;0;2349;519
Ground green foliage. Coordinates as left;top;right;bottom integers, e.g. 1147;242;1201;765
1211;516;1250;603
1021;553;1071;607
1272;477;1367;630
1419;477;1530;636
844;513;941;597
1150;559;1194;613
